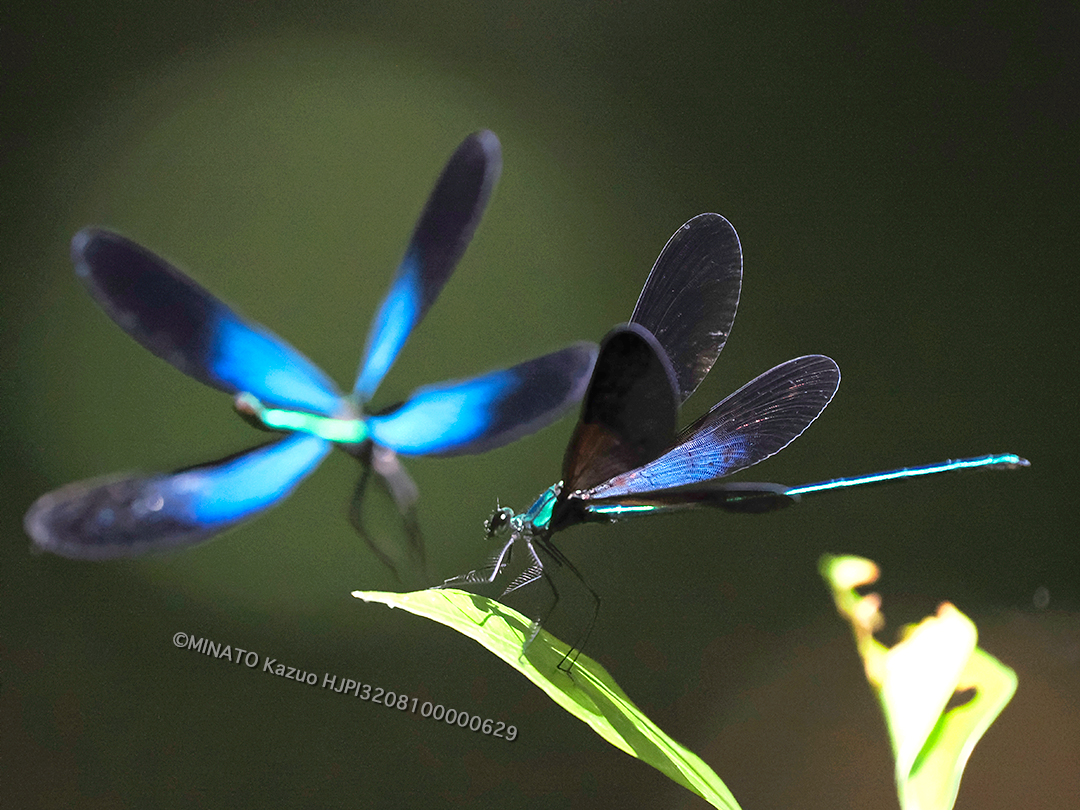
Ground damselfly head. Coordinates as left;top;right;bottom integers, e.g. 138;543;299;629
484;505;514;538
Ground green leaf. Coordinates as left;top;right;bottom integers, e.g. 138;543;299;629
353;588;741;810
819;554;1017;810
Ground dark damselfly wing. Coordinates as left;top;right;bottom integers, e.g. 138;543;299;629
629;213;742;403
561;324;680;494
580;355;840;501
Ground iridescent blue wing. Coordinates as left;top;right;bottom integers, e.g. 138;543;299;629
365;342;597;456
630;213;742;403
580;355;840;500
353;131;503;401
24;434;330;559
72;229;343;416
561;325;680;493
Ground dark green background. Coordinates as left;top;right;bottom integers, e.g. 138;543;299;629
3;2;1076;808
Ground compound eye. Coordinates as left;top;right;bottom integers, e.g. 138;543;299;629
484;506;513;537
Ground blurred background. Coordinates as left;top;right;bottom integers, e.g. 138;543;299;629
2;2;1076;808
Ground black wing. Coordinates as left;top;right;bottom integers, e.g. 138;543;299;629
561;324;680;493
630;213;742;403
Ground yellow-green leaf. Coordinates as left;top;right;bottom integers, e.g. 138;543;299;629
353;588;741;810
819;554;1017;810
